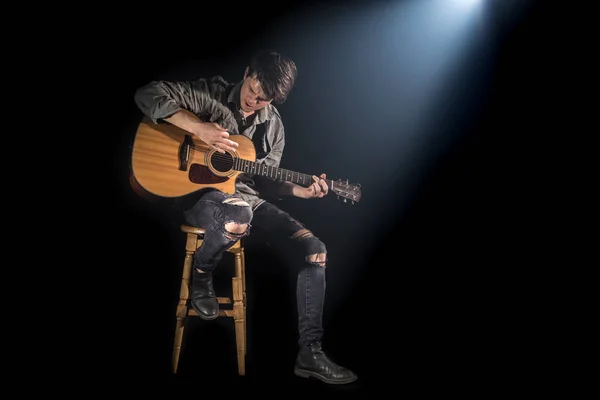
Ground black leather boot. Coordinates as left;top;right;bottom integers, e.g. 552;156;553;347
190;269;218;320
294;342;357;384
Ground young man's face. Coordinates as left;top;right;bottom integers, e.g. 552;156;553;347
239;69;272;113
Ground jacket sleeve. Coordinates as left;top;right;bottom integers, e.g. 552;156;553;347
248;121;288;197
133;78;237;131
261;122;285;168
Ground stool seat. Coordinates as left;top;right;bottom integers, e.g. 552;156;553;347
180;225;206;235
179;225;244;254
172;224;247;376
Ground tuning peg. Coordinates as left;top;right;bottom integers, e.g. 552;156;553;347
344;198;347;203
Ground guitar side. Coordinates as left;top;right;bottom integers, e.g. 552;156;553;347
130;118;256;198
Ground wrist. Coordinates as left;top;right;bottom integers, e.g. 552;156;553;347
294;185;310;199
167;110;203;134
277;182;305;198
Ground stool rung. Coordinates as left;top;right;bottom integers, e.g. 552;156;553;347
188;309;234;317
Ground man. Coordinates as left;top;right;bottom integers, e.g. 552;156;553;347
133;49;357;385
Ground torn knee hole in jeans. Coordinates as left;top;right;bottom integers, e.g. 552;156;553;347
224;221;250;241
306;253;327;267
293;230;328;267
222;198;250;207
292;228;313;240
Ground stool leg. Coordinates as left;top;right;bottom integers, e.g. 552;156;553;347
240;248;247;356
173;233;197;373
232;251;245;375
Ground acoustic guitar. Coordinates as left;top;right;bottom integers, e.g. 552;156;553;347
129;117;362;203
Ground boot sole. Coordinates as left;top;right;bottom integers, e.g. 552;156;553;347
294;367;357;385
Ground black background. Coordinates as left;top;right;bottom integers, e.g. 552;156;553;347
31;0;564;395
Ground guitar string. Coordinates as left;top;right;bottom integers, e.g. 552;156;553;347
197;152;358;194
204;153;313;180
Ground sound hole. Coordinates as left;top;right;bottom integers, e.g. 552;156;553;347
211;152;234;173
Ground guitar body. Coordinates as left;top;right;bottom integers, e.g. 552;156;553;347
130;117;256;198
130;117;362;203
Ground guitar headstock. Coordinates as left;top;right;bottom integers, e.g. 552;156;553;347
331;179;362;204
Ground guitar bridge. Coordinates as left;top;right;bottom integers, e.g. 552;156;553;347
178;134;195;171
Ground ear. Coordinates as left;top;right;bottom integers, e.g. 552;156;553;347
243;67;249;79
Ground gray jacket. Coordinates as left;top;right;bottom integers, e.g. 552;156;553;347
134;75;287;210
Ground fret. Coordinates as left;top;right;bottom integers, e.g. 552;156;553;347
232;161;313;188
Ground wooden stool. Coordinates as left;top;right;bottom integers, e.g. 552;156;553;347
172;224;247;376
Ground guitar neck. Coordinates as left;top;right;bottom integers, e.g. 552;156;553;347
234;159;327;188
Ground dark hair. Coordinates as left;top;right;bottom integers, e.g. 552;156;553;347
247;49;297;104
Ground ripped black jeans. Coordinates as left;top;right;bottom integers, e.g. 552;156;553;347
182;189;326;347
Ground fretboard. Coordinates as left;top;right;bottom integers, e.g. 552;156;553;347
234;158;314;187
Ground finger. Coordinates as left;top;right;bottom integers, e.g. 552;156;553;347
311;178;320;191
319;180;328;193
219;144;236;153
217;139;238;151
310;182;319;195
315;182;324;195
212;144;225;154
219;132;239;149
213;123;228;131
314;175;327;190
